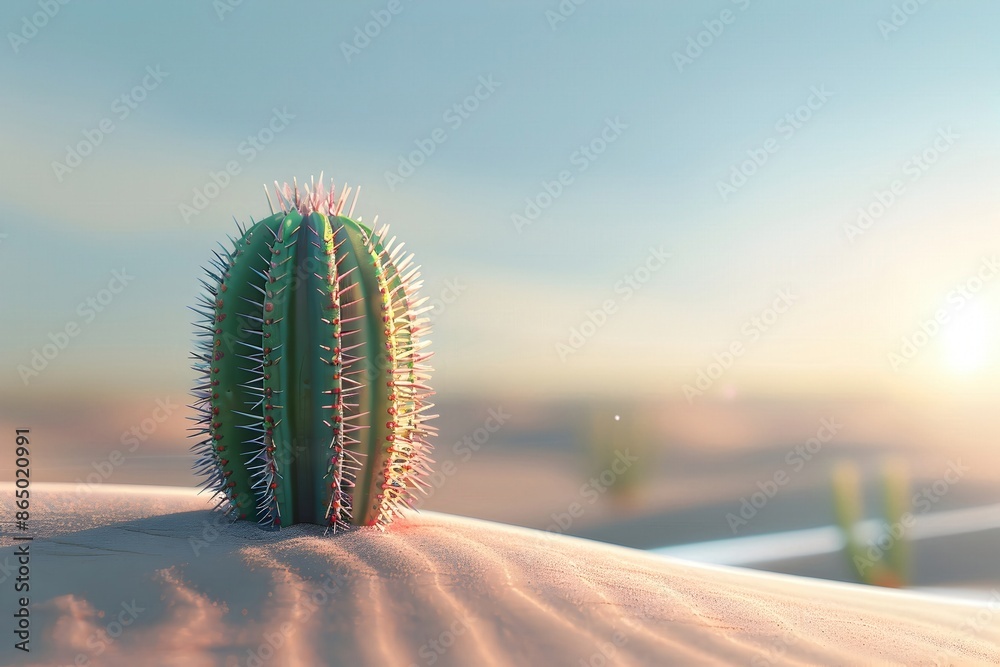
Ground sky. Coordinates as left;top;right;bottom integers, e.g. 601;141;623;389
2;0;1000;410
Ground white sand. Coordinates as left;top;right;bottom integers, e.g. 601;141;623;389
1;484;997;666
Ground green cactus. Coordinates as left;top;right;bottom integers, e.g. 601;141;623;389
190;178;435;531
583;408;649;507
831;459;909;588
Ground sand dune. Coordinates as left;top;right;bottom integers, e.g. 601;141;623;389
1;484;997;666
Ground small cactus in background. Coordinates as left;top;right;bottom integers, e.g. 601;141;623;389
583;408;650;507
189;177;436;532
831;459;910;588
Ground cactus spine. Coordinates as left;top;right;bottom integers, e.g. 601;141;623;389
190;178;435;531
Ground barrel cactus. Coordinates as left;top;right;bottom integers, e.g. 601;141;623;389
189;177;435;532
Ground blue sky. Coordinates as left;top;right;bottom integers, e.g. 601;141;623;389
2;0;1000;402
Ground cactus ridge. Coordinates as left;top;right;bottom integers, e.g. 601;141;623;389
190;177;436;532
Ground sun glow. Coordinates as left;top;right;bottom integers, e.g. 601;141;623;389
942;303;992;374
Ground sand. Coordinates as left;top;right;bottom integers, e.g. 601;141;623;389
1;484;997;666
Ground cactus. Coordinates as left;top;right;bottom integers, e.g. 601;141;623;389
583;408;649;507
189;178;435;532
831;459;909;588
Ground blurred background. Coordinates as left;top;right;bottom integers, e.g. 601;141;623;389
2;1;999;595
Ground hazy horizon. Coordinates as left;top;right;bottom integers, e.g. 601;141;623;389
3;2;1000;496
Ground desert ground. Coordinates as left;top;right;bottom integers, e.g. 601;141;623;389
1;484;998;666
